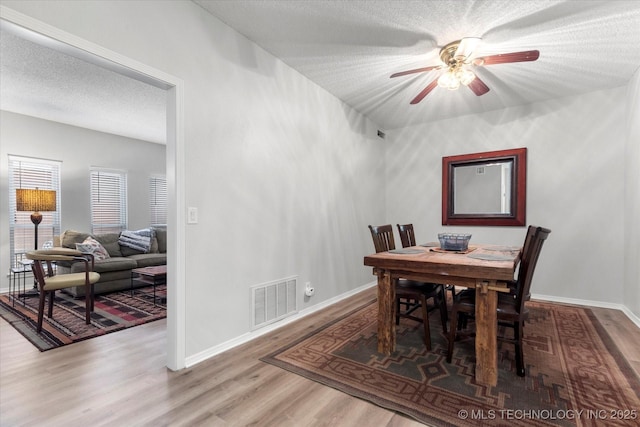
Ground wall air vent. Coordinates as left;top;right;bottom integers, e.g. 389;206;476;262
251;276;297;330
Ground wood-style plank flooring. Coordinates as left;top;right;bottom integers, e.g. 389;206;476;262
1;287;639;426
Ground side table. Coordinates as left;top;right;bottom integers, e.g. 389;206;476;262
9;260;33;307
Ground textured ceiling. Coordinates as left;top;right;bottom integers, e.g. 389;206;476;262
0;24;167;144
195;0;640;130
1;1;639;143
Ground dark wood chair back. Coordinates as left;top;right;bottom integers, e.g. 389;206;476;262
514;225;551;312
396;224;416;248
520;224;537;265
368;224;395;253
30;258;53;291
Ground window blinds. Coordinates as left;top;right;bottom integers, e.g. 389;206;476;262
149;175;167;226
90;168;127;234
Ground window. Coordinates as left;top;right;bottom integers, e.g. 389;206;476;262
90;168;127;234
149;175;167;226
8;156;61;268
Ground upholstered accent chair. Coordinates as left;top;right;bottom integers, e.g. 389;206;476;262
26;248;100;333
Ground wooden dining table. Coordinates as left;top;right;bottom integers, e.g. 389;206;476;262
364;243;521;386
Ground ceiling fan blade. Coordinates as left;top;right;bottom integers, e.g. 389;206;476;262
390;65;441;78
467;75;490;96
455;37;482;58
473;50;539;66
410;79;438;104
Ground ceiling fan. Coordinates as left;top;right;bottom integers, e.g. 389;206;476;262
391;38;539;104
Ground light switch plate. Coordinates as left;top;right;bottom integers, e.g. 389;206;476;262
187;207;198;224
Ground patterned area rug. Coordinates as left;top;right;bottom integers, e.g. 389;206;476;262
0;285;166;351
262;300;640;426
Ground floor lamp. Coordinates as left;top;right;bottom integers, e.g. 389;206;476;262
16;188;57;295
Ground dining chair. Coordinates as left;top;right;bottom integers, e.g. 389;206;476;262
445;225;551;376
26;248;101;333
454;224;539;331
368;224;448;350
397;223;459;305
396;223;417;248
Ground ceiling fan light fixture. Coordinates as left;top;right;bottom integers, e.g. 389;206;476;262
391;37;539;104
456;67;476;86
437;69;460;90
438;65;474;90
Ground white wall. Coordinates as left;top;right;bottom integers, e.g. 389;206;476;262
625;69;640;317
387;88;627;306
0;111;166;289
0;1;386;358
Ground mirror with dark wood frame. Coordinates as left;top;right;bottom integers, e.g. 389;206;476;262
442;148;527;226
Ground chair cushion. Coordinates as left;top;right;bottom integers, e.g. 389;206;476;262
453;289;526;319
452;291;477;311
68;257;137;274
497;292;526;318
44;272;100;291
397;279;438;289
128;253;167;268
396;280;442;297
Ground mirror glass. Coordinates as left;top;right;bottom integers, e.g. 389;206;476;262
442;148;526;226
453;160;513;214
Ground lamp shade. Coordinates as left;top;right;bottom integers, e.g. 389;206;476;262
16;189;57;212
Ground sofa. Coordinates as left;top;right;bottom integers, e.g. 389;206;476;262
54;227;167;297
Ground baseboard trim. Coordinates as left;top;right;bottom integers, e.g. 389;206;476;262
2;283;638;353
185;281;378;368
532;293;640;328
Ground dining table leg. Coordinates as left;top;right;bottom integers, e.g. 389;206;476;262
376;270;395;355
474;279;499;386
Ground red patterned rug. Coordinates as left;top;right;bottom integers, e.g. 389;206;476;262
0;285;166;351
262;300;640;426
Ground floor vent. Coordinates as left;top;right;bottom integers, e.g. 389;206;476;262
251;276;298;330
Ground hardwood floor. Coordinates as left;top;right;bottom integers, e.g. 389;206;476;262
1;288;639;426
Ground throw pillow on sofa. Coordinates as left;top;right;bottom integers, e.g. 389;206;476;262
76;236;110;260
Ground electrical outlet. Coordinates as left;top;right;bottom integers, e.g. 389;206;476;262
304;282;315;297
